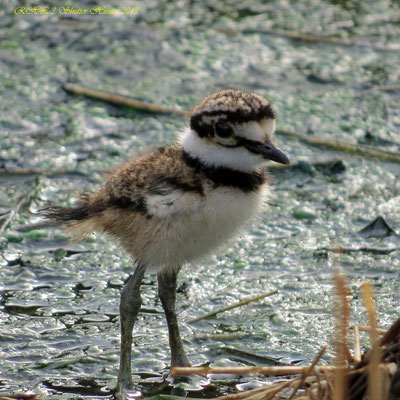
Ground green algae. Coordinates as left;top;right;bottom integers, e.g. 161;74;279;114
0;0;399;398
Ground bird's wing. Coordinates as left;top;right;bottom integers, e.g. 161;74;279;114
102;146;205;219
144;180;204;218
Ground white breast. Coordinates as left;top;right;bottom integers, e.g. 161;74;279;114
142;184;269;272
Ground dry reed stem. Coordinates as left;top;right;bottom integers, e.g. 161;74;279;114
171;365;336;377
198;271;397;400
302;364;386;400
211;378;312;400
353;325;361;363
287;345;328;400
212;385;268;400
352;324;386;364
215;376;320;400
361;282;384;400
357;325;387;335
187;289;278;323
219;381;289;400
333;267;350;400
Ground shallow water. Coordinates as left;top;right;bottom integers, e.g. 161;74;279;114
0;0;399;398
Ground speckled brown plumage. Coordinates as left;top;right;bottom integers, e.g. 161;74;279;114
43;144;269;266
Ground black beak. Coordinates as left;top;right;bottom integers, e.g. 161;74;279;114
244;140;290;164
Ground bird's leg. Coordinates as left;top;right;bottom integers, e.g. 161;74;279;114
117;262;146;392
157;267;191;368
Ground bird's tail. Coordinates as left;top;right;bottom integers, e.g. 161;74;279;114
41;193;106;243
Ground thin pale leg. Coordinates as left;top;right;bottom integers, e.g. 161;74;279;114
117;262;146;392
157;267;191;368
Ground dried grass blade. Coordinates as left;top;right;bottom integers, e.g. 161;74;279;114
63;83;188;115
276;129;400;164
287;345;328;400
171;365;335;377
353;325;361;363
187;289;278;323
333;265;350;400
361;282;384;399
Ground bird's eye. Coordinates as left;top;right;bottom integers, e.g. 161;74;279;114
215;121;233;138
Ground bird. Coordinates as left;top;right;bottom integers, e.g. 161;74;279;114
41;89;289;395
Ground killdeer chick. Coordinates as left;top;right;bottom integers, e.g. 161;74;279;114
42;89;289;394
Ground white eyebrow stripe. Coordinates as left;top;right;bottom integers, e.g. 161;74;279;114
234;119;275;143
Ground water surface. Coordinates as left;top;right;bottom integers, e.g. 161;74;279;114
0;0;399;398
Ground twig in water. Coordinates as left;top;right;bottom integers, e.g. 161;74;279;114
187;289;278;323
0;168;87;177
0;394;38;400
63;83;188;116
0;196;30;234
277;129;400;165
377;85;400;92
15;221;57;232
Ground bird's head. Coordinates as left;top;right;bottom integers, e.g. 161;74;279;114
181;89;289;172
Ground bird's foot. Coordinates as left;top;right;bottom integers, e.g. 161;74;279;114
165;370;210;395
115;382;141;400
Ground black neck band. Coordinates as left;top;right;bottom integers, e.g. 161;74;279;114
182;150;266;192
